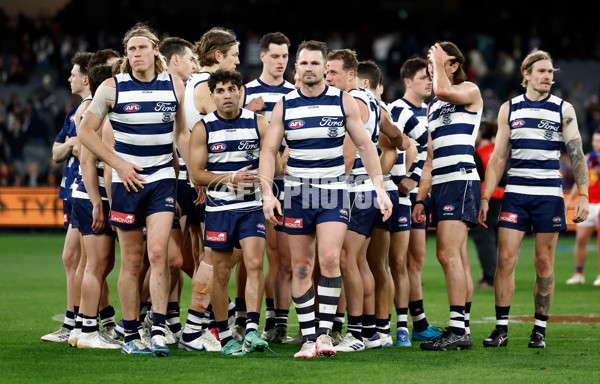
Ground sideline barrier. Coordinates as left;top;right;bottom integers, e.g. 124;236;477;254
0;187;581;230
0;187;63;228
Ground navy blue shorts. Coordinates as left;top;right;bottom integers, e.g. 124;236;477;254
430;180;480;228
498;192;566;233
374;191;412;233
63;199;72;229
109;179;176;228
273;179;285;232
72;198;115;236
348;190;379;237
204;208;266;249
409;192;430;230
177;179;193;217
282;184;350;235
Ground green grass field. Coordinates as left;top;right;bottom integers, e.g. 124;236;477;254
1;231;599;383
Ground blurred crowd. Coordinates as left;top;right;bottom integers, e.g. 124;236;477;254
1;1;599;187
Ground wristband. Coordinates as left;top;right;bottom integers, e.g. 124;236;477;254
414;200;426;207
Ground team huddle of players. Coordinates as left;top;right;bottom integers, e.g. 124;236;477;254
42;23;589;358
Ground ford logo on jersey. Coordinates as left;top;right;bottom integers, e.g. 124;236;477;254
211;143;227;152
124;103;142;112
511;119;525;128
289;120;305;129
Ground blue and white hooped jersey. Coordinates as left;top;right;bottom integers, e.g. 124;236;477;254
72;161;108;201
243;78;295;122
56;105;79;201
184;71;211;131
282;85;346;188
505;93;565;198
109;72;178;184
348;88;380;188
73;104;108;201
204;108;262;212
387;101;429;186
182;72;211;184
428;93;482;185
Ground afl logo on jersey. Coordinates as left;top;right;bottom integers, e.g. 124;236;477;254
69;115;76;122
211;143;227;152
443;205;455;212
124;103;141;112
165;197;175;204
399;216;408;223
289;120;305;129
512;119;525;128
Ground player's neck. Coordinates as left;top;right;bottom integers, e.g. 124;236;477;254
346;79;358;93
216;108;240;120
259;72;283;86
301;81;326;97
132;69;156;83
525;87;550;102
402;91;424;106
78;89;91;99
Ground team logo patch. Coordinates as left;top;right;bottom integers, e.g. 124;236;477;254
327;126;338;137
211;143;227;152
111;211;135;224
69;115;75;122
284;217;303;229
289;120;305;129
339;209;348;216
275;216;283;226
399;216;408;223
166;197;175;204
162;112;173;123
206;231;227;242
124;103;141;113
257;223;266;231
499;212;518;223
553;216;562;223
511;119;525;128
443;205;455;212
63;213;68;224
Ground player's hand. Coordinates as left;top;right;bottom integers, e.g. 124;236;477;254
228;166;257;192
376;191;393;222
398;178;418;196
263;193;282;226
115;160;145;193
478;199;489;228
194;185;207;205
245;97;265;113
572;196;590;223
412;203;426;225
91;202;106;233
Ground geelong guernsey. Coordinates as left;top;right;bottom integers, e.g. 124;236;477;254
204;108;262;212
56;105;79;201
282;85;346;189
109;72;178;184
243;78;295;122
505;93;565;198
428;91;482;185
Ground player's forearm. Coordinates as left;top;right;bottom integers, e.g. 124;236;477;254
481;156;505;200
52;142;73;163
566;138;589;197
258;151;276;197
357;142;385;192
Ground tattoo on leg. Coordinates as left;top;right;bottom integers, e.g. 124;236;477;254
535;274;554;315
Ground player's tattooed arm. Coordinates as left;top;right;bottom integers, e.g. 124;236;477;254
562;106;588;190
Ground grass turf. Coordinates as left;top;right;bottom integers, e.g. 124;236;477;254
0;231;599;383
